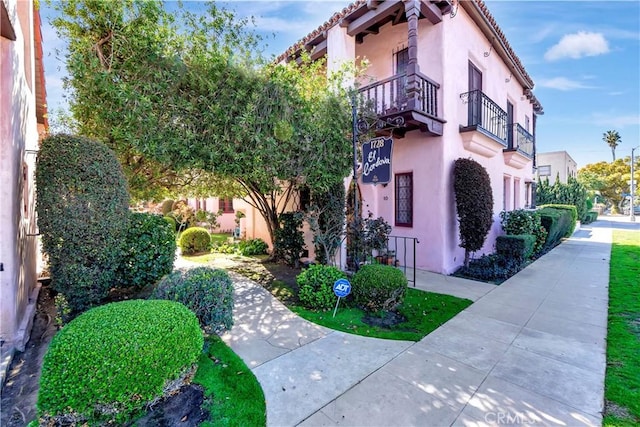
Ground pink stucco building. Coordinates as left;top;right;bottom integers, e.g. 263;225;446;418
282;0;543;274
1;0;48;379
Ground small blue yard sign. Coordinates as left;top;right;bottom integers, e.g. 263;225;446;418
332;278;351;317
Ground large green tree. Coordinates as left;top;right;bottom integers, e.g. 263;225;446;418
52;0;353;253
578;158;637;213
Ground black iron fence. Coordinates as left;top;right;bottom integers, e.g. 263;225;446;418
513;123;534;158
385;235;419;287
461;89;507;143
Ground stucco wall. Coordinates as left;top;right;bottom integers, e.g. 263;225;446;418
0;0;40;350
331;4;537;274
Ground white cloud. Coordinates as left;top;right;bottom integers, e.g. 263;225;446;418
537;77;594;91
544;31;610;61
592;113;640;128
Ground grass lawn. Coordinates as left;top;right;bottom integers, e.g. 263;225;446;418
194;335;266;427
604;230;640;425
211;233;233;245
273;281;472;342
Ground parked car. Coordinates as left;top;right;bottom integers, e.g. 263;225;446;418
623;205;640;215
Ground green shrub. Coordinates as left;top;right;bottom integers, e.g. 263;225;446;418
538;207;573;249
164;215;177;232
37;300;203;425
453;158;494;266
238;238;269;256
583;211;599;224
152;267;234;333
500;209;547;254
496;234;536;262
115;212;176;289
274;211;306;267
539;204;577;237
212;242;238;254
35;134;129;314
297;264;347;310
161;199;175;216
352;264;408;312
536;177;588;222
179;226;211;255
455;253;520;283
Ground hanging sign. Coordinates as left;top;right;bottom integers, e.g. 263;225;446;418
362;137;393;185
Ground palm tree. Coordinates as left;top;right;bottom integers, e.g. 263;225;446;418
603;130;621;161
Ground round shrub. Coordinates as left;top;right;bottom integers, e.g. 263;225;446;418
238;238;269;256
297;264;347;311
163;215;177;232
152;267;234;333
36;134;130;314
160;199;175;215
37;300;203;425
179;226;211;255
115;212;176;289
352;264;408;312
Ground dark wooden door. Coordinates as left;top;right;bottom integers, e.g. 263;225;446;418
468;62;482;125
395;48;409;109
506;100;514;147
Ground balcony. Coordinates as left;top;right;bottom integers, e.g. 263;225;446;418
503;123;534;169
459;90;535;165
358;72;444;137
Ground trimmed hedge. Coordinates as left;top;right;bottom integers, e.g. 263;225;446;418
453;158;494;264
179;226;211;255
297;264;347;311
115;212;176;289
538;207;574;249
352;264;408;312
35;134;129;314
496;234;536;262
152;267;234;333
37;300;203;425
539;204;577;237
499;209;547;255
582;211;599;224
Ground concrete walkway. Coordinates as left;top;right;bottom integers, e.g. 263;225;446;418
218;218;636;426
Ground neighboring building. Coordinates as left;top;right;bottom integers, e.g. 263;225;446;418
1;0;48;380
536;151;578;184
280;0;543;274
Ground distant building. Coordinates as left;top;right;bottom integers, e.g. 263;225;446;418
1;0;48;380
536;151;577;184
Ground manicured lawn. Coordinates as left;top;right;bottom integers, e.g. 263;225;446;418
194;335;266;427
211;233;233;245
283;285;472;342
604;230;640;426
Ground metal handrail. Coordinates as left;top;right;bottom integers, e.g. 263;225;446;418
385;235;419;287
513;123;534;157
358;73;440;118
461;89;507;143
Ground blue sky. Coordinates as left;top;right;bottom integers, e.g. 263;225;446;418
41;1;640;168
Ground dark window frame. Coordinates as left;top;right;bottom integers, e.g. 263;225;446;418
395;172;413;227
218;198;234;213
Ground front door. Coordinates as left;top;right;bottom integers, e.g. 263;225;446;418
468;62;482;126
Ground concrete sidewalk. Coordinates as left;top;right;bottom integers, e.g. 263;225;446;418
220;218;633;426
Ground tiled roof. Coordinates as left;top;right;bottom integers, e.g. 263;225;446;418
277;0;542;113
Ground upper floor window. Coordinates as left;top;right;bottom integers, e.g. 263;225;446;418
525;115;530;132
395;172;413;227
538;165;551;177
219;198;234;213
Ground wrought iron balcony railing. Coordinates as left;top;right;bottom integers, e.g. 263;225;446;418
512;123;534;158
460;89;507;144
358;72;440;119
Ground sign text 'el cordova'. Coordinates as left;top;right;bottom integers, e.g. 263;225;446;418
362;137;393;185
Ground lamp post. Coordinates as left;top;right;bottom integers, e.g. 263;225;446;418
631;146;639;222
